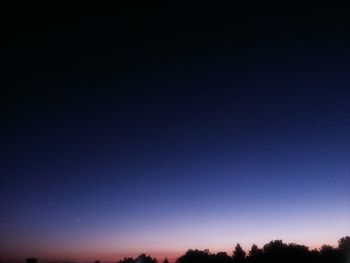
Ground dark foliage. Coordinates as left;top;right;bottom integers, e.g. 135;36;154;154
23;236;350;263
233;244;246;263
118;254;157;263
175;236;350;263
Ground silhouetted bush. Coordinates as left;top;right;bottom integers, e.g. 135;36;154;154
177;249;213;263
26;258;37;263
215;252;232;263
118;254;157;263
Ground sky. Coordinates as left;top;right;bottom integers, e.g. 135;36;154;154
1;3;350;263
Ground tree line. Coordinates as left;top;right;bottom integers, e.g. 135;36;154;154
117;236;350;263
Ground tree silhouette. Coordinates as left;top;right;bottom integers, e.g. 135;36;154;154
118;257;136;263
338;236;350;251
262;240;287;263
215;252;232;263
136;254;157;263
284;243;310;263
248;244;262;263
118;238;350;263
177;249;212;263
233;243;246;263
338;236;350;263
118;254;157;263
319;245;339;263
21;236;350;263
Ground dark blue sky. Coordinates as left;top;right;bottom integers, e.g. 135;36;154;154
1;4;350;262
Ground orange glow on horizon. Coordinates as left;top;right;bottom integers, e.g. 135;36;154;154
1;237;343;263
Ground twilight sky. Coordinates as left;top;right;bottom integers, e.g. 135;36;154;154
1;4;350;263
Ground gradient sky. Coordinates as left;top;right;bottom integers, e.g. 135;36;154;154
1;4;350;263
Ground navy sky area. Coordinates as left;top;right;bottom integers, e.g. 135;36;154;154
1;3;349;263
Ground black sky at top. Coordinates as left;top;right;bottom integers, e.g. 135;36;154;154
1;3;350;188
